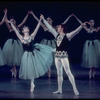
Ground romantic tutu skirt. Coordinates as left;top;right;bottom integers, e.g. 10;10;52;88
2;39;24;66
40;39;56;66
0;47;6;66
40;39;56;49
19;43;53;79
81;39;100;68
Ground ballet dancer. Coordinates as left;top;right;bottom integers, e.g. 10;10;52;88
3;8;31;78
8;16;53;92
40;14;87;95
73;14;100;79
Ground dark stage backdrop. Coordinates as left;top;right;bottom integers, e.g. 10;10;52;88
0;0;100;64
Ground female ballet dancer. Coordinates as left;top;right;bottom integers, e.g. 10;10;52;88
0;10;7;66
72;14;100;79
3;9;31;78
40;14;86;95
8;16;53;92
30;11;74;78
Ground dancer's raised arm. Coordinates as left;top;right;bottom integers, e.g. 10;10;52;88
17;10;31;28
31;17;42;40
4;8;13;32
30;11;48;31
62;14;73;24
73;14;89;32
40;14;58;38
96;26;100;32
8;20;23;42
5;9;30;32
0;9;7;26
67;23;86;40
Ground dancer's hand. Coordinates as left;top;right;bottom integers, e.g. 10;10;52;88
82;22;88;26
29;10;34;14
85;22;90;25
4;8;7;13
27;10;31;15
7;20;11;23
70;13;75;17
8;19;14;24
40;14;44;20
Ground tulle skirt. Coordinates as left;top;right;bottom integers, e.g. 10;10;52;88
81;39;100;68
2;39;24;66
40;39;56;66
19;43;53;79
0;47;6;66
40;39;56;49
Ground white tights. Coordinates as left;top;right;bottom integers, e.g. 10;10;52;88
53;57;79;95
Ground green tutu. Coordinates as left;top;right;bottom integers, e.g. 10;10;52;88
40;39;56;49
0;47;6;66
81;39;100;68
2;39;24;66
19;43;53;79
40;39;56;66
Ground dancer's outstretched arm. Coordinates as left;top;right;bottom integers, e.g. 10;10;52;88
30;11;48;31
62;14;74;24
8;20;23;42
40;14;58;38
73;14;89;32
96;26;100;32
67;22;86;41
17;10;31;28
0;9;7;26
31;17;42;40
5;9;30;32
4;8;13;32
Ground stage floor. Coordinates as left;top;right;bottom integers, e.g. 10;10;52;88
0;64;100;99
0;78;100;99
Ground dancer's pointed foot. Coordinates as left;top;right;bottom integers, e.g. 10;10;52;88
74;91;79;96
93;70;96;79
30;83;35;92
14;69;17;78
53;90;62;94
89;70;92;79
10;69;14;77
73;88;79;96
48;69;51;78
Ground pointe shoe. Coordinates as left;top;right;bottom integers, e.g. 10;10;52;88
14;70;17;78
48;73;51;78
74;91;79;96
12;72;14;77
73;88;79;96
48;70;51;78
93;71;96;78
89;71;92;79
10;69;14;77
53;90;62;94
30;83;35;92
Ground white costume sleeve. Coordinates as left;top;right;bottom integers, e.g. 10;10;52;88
66;25;82;41
43;19;58;38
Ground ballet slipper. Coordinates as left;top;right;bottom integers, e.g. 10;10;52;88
14;69;17;78
74;91;79;96
53;90;62;94
30;83;35;92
